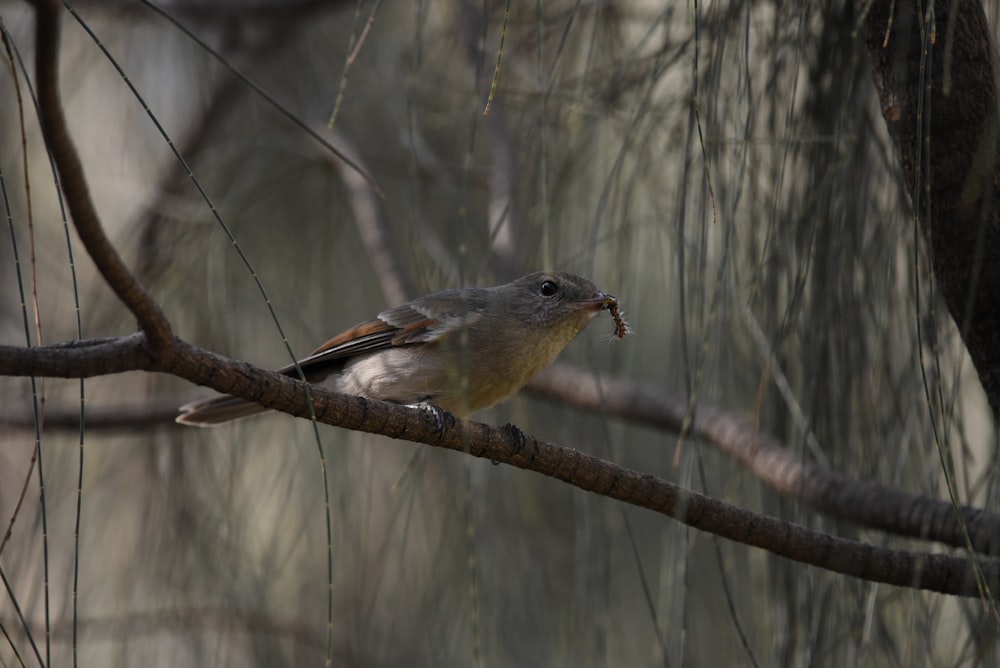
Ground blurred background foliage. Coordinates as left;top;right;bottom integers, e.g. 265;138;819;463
0;0;998;665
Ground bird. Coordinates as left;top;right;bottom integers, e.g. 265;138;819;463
176;271;625;426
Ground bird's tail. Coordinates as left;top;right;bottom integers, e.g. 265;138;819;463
175;395;269;426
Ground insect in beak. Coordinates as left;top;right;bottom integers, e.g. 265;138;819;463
601;294;630;339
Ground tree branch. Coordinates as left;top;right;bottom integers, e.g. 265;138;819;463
30;0;173;352
528;365;1000;555
6;351;996;557
319;126;416;307
1;334;997;597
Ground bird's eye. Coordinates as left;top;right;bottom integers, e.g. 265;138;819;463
540;279;559;297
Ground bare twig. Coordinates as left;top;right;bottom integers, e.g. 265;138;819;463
318;126;416;306
137;0;384;198
0;402;179;431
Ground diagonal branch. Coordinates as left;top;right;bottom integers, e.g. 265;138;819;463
5;353;997;557
318;126;416;307
0;335;998;597
30;0;172;352
528;365;1000;555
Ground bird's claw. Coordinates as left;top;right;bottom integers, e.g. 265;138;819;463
503;422;527;458
415;402;449;442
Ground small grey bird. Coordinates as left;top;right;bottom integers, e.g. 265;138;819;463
176;272;625;426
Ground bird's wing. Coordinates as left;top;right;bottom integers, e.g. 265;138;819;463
277;301;480;378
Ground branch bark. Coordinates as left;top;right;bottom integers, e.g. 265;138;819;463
1;334;997;597
6;356;997;557
528;365;1000;555
31;0;173;352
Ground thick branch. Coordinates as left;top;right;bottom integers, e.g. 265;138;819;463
6;354;996;556
1;335;997;597
31;0;173;351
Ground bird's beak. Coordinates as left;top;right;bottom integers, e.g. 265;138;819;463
576;292;618;313
577;292;630;338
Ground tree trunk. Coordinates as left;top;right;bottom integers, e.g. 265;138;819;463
860;0;1000;418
